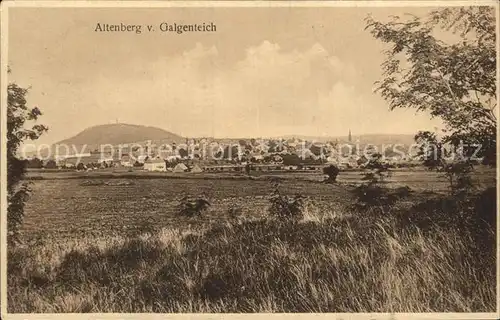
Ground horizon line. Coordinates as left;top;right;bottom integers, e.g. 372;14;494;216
62;122;428;140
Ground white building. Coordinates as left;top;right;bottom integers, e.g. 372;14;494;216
144;158;166;171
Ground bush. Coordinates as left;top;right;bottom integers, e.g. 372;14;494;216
323;164;340;183
394;186;496;263
362;153;391;183
474;187;496;229
352;153;399;212
177;195;211;218
352;184;413;214
268;182;304;220
44;160;57;169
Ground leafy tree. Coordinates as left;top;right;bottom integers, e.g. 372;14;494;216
26;157;43;169
76;163;86;171
250;156;261;164
323;164;340;183
415;131;474;197
268;140;278;153
223;145;241;160
282;154;302;166
178;148;189;159
7;68;48;245
366;7;496;165
357;155;369;167
245;163;251;175
44;159;57;169
351;145;358;156
309;144;324;157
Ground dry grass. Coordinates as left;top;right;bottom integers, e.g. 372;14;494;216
8;199;496;313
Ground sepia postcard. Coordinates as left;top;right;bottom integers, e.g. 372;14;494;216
0;1;499;319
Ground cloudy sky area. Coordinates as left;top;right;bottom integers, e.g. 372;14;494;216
9;7;445;147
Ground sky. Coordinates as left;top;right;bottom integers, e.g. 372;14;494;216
8;6;447;147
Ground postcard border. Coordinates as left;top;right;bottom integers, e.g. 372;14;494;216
0;1;499;319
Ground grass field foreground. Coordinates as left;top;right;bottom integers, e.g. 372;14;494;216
8;192;496;313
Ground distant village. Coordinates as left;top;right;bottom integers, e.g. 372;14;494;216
24;131;423;173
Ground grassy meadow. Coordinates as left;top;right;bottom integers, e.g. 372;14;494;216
7;169;498;312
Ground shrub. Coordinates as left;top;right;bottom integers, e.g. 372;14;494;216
268;182;304;220
352;184;387;209
177;195;211;218
44;160;57;169
362;153;391;183
474;187;496;229
414;131;477;197
352;153;397;212
352;184;412;212
395;187;496;243
323;164;340;183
